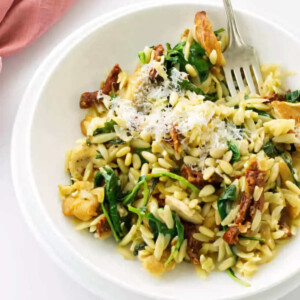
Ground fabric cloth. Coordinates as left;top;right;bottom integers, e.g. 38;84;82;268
0;0;75;71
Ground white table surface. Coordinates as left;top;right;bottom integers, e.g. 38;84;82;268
1;0;300;299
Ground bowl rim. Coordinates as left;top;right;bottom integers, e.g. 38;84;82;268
11;1;300;299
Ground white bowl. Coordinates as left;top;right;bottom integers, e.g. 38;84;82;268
11;1;300;299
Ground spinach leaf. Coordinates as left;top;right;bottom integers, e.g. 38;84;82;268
147;172;200;193
244;94;249;100
128;205;147;226
96;150;103;159
263;141;281;158
188;41;206;57
101;203;119;241
147;178;159;202
122;176;147;205
246;107;271;118
133;242;147;256
95;167;124;241
219;185;237;203
239;236;265;243
214;28;225;36
122;172;200;205
228;140;240;163
165;42;171;50
128;205;146;217
142;180;150;207
217;185;237;221
136;147;152;164
229;245;237;261
178;80;204;95
286;90;300;103
108;138;125;145
147;212;175;238
165;213;184;266
205;92;218;102
165;41;187;71
188;41;211;82
173;41;186;51
281;152;300;187
93;120;117;136
226;268;250;287
165;41;210;82
138;51;146;64
94;171;104;187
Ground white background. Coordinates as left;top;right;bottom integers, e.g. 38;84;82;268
1;0;300;299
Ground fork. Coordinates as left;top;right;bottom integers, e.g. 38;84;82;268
222;0;262;97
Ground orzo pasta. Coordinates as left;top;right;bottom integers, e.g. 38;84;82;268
58;11;300;285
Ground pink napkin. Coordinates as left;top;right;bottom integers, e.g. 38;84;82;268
0;0;76;71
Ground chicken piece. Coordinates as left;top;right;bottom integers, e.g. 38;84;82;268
68;144;97;180
59;181;99;221
194;11;226;66
80;115;93;136
181;165;223;188
142;251;175;275
278;159;293;185
271;101;300;124
182;221;202;264
165;196;203;224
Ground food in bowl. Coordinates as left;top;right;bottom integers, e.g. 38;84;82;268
58;11;300;284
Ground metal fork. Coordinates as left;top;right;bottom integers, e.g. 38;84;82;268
222;0;262;97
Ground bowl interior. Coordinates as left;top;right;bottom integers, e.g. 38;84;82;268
27;3;300;300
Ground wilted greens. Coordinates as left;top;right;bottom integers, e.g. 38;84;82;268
178;79;204;95
95;166;124;241
93;120;117;136
245;107;271;118
228;140;240;163
286;90;300;103
217;184;237;222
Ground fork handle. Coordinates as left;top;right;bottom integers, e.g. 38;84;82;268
223;0;245;47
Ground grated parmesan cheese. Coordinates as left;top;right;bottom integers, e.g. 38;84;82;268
105;58;247;162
